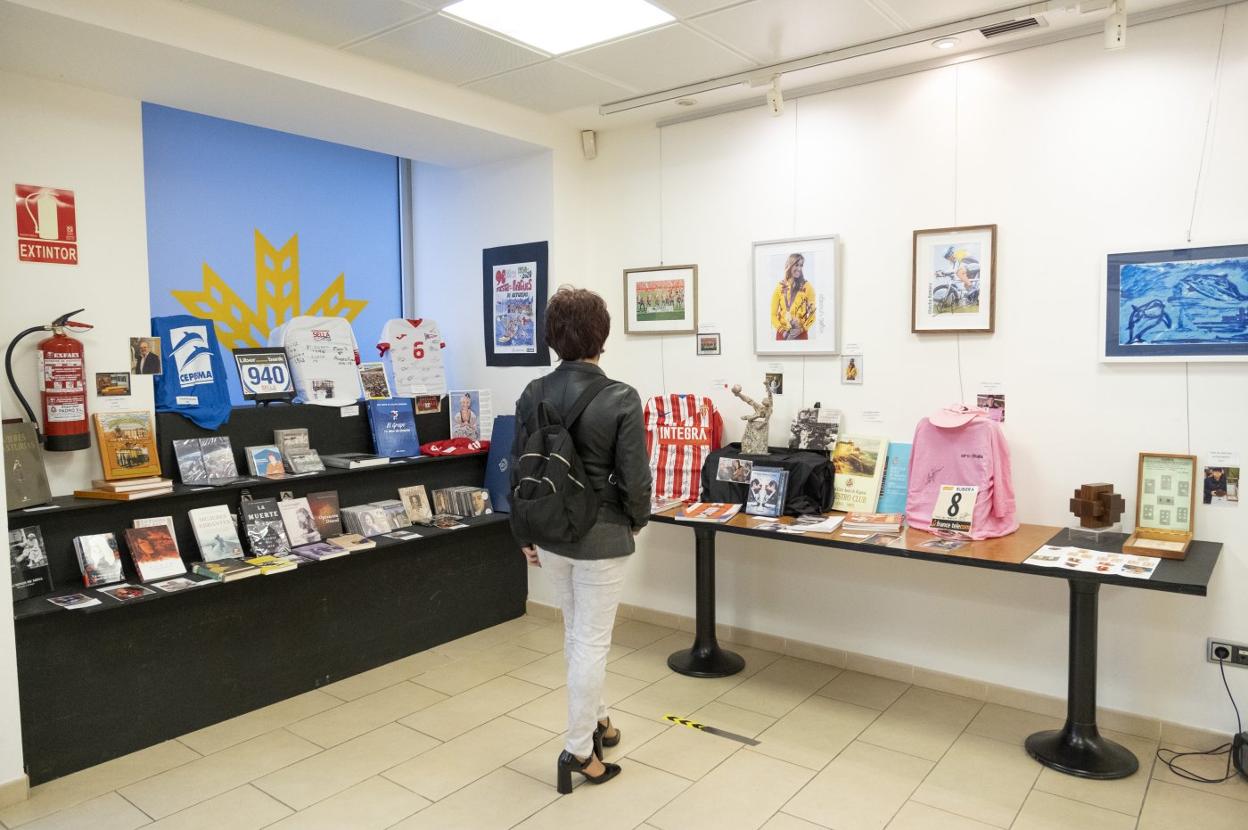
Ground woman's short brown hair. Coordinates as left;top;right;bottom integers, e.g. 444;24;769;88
546;286;610;361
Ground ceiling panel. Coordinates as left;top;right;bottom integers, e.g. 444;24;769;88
564;24;754;94
651;0;746;17
466;61;634;113
180;0;431;47
692;0;902;63
346;13;547;85
876;0;1033;29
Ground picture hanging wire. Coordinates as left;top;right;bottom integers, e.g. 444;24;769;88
1186;5;1227;244
952;65;966;405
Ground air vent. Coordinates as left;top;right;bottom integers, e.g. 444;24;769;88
980;17;1042;38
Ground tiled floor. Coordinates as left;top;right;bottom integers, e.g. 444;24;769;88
4;614;1247;830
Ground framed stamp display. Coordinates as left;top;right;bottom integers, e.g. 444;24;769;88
483;241;550;367
1124;452;1196;559
696;332;721;355
624;264;697;335
1102;242;1248;362
233;348;295;402
912;224;997;333
752;235;839;355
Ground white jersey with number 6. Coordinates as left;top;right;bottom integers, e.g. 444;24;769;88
378;318;447;398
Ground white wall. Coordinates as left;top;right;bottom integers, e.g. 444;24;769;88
0;70;154;495
527;7;1246;733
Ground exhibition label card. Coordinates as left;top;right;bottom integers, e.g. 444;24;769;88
931;485;977;533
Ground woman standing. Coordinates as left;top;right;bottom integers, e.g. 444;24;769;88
511;287;652;794
770;253;815;340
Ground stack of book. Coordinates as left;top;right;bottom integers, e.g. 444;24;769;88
841;512;904;533
431;486;493;519
75;477;174;501
675;503;742;523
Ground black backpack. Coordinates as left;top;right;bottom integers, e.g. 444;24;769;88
510;377;613;546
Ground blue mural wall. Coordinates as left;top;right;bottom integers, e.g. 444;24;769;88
142;103;402;403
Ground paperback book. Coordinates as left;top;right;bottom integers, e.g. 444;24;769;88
244;554;297;575
193;559;260;582
200;437;240;480
675;503;742;523
306;491;343;537
73;533;124;587
132;516;179;552
3;421;51;510
287;450;325;474
371;499;412;529
278;497;322;546
188;505;245;561
831;435;889;514
367;398;420;458
327;533;376;552
245;445;286;478
240;498;291;556
875;443;912;515
842;512;904;533
293;541;349;561
9;526;52;601
273;428;310;463
172;439;208;484
123;525;187;582
745;467;789;518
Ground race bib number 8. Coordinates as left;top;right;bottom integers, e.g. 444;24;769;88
931;485;978;534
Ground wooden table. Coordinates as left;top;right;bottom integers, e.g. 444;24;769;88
650;509;1222;780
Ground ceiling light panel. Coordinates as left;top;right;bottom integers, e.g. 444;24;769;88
442;0;674;54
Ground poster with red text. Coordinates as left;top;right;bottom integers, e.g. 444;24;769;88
15;185;77;265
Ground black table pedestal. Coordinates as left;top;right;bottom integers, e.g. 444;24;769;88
1025;580;1139;779
668;527;745;678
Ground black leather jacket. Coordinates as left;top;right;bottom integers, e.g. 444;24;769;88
512;361;652;533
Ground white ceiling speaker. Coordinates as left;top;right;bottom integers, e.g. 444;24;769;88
581;129;598;160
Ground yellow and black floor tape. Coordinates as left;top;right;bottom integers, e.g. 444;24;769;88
664;714;761;746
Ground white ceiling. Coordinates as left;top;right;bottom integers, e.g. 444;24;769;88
177;0;1204;124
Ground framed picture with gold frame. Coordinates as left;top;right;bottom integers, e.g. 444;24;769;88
623;264;698;335
1124;452;1196;559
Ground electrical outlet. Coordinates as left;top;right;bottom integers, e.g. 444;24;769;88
1207;638;1248;668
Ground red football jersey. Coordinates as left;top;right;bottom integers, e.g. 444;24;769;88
644;394;724;502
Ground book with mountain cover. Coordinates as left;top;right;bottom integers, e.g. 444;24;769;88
188;505;245;561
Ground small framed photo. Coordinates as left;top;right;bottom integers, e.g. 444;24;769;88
715;457;753;483
753;235;839;355
95;372;131;397
624;264;698;335
357;362;392;400
912;224;997;333
233;348;295;402
840;355;862;384
130;337;163;375
696;332;721;356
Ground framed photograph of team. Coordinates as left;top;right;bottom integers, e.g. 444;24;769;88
752;235;839;355
912;224;997;333
623;264;698;335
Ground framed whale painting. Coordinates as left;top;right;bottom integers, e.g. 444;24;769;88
1104;243;1248;362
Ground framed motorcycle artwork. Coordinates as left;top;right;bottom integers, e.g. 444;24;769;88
912;224;997;334
752;235;840;355
1101;243;1248;362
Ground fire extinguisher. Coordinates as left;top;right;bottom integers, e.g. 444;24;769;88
4;309;94;451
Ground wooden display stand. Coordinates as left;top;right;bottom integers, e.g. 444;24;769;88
1123;452;1196;560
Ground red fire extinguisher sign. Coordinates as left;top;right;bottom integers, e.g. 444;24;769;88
14;184;78;265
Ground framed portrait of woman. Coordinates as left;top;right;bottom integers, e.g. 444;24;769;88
752;235;839;355
912;224;997;333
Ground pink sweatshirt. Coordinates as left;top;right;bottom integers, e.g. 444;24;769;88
906;412;1018;540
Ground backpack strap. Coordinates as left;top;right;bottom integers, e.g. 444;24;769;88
563;376;614;428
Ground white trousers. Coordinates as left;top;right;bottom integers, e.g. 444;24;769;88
538;549;628;758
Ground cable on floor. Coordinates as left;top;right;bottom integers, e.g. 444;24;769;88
1155;657;1243;784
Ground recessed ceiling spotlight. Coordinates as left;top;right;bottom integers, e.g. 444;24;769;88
442;0;673;55
932;37;960;50
675;98;696;107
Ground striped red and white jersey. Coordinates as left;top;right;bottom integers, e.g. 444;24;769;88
644;394;724;502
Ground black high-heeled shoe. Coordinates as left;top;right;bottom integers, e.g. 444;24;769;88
593;719;621;758
556;750;621;794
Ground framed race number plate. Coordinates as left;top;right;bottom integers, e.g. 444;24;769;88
233;348;295;402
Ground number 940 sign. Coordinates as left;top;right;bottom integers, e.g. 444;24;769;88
233;348;295;402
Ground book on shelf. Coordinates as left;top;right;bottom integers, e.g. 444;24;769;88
744;467;789;519
306;491;343;537
831;435;890;514
240;498;291;556
188;505;245;562
172;439;208;484
273;428;310;463
200;436;241;481
341;504;393;537
293;541;349;561
245;445;286;478
321;453;389;470
875;443;912;515
94;411;162;480
278;497;323;546
287;450;325;474
73;532;124;587
371;499;412;529
4;421;52;510
398;485;433;525
75;483;174;501
650;496;686;514
193;559;260;582
123;525;186;582
841;512;904;533
675;503;742;523
244;554;298;575
90;476;169;493
326;533;375;552
132;516;179;552
9;526;52;601
367;398;420;459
